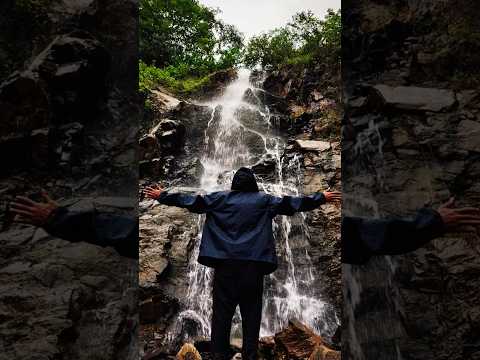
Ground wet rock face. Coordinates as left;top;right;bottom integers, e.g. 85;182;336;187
0;199;138;360
139;201;199;355
1;1;139;359
0;32;109;134
265;60;342;312
153;119;187;154
343;1;480;359
344;0;480;88
0;0;139;186
139;97;212;185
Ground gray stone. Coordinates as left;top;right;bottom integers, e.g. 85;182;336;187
295;140;331;152
372;85;456;112
458;120;480;152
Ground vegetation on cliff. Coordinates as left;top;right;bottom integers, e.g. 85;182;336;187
139;1;341;99
139;0;243;97
243;9;341;69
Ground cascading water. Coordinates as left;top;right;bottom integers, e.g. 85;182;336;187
166;68;338;347
343;117;405;360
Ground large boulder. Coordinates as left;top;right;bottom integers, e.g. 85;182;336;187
0;32;109;173
274;320;340;360
140;293;179;325
26;32;109;125
153;119;186;154
139;134;160;161
370;85;457;112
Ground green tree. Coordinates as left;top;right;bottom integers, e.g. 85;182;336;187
318;9;341;53
244;8;341;69
140;0;243;76
244;29;295;68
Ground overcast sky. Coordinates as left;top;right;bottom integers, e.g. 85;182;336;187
199;0;341;39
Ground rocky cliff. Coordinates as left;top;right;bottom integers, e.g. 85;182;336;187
343;1;480;359
0;1;139;359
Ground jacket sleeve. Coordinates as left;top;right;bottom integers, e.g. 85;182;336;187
342;208;445;264
268;192;326;217
156;191;212;214
43;207;139;259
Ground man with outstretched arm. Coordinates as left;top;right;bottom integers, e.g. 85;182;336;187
342;197;480;264
9;191;138;259
144;167;341;360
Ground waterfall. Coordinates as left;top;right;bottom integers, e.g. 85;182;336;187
167;68;338;347
343;118;404;360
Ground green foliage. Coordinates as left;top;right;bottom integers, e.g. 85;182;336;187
139;0;244;101
244;9;341;69
139;61;210;97
244;29;295;68
140;0;243;76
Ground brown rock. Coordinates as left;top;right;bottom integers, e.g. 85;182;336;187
139;134;159;160
274;320;323;359
139;257;169;288
140;293;179;325
176;343;202;360
309;344;341;360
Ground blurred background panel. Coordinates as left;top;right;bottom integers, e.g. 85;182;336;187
342;1;480;359
0;1;139;359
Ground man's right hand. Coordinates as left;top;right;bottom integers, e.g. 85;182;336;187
144;185;164;200
10;191;59;227
324;191;342;203
436;197;480;228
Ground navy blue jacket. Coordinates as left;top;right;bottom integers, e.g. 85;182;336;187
342;208;445;264
44;207;139;259
158;190;326;274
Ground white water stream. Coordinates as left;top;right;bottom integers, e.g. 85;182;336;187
167;69;338;346
343;116;404;360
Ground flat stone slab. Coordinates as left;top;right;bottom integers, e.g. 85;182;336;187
152;89;180;110
295;140;331;152
372;85;456;112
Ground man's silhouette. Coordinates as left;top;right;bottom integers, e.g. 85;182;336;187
144;167;341;360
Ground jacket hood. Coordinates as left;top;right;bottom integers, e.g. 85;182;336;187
231;167;259;192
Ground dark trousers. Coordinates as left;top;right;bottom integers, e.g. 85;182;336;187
211;260;265;360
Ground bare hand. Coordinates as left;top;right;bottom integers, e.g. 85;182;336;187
144;184;164;200
324;191;342;203
10;191;59;227
437;197;480;228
